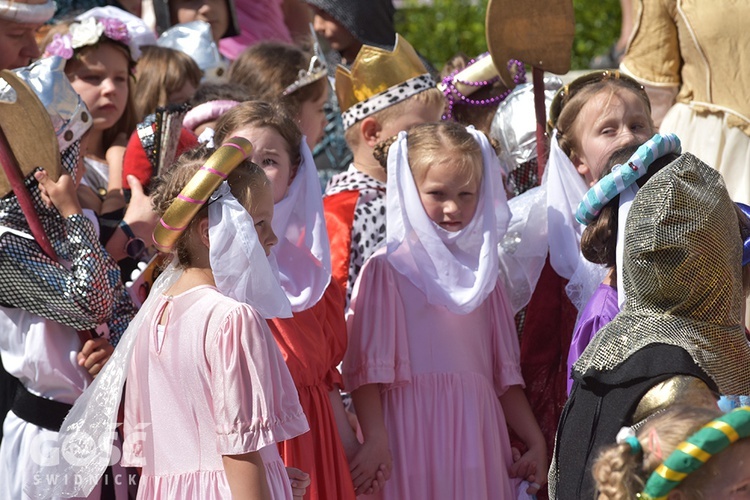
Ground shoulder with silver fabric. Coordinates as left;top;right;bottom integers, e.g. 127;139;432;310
632;375;718;424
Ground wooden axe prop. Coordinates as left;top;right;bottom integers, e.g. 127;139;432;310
0;70;93;344
486;0;575;180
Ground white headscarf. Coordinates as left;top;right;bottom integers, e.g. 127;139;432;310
209;182;293;319
271;138;332;312
545;131;607;310
385;126;510;315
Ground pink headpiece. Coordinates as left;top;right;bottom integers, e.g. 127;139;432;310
182;100;240;132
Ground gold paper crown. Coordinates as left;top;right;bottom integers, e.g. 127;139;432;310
335;34;428;113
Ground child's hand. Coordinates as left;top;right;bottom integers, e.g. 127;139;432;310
510;443;548;495
123;175;159;240
77;337;114;377
359;463;388;496
285;467;310;499
35;169;82;218
349;437;392;495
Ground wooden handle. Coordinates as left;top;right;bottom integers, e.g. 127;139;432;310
0;128;57;260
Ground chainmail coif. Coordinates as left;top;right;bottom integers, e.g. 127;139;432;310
574;152;750;395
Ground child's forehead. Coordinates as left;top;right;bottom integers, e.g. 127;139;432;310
416;150;482;184
69;44;130;70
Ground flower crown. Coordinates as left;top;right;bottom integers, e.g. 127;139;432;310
44;17;133;61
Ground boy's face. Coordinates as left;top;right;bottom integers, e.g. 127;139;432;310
170;0;229;42
311;7;360;60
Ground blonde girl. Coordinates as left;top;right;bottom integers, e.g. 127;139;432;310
213;101;361;499
498;71;657;488
594;405;750;500
32;143;310;499
345;121;547;499
123;149;308;499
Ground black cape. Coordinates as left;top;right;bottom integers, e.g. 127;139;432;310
551;343;716;499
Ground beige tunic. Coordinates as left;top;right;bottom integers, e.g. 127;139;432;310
621;0;750;134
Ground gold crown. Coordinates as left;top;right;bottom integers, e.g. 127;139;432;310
335;34;428;113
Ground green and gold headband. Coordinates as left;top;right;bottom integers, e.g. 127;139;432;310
637;406;750;499
152;137;253;252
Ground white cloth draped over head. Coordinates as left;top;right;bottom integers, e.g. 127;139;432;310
271;137;332;312
497;131;606;313
385;126;510;315
209;182;293;319
24;187;292;498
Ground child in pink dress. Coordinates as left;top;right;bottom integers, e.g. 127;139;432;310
31;145;310;499
121;148;310;498
344;122;547;499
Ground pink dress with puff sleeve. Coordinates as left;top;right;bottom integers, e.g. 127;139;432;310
123;285;309;499
344;248;525;500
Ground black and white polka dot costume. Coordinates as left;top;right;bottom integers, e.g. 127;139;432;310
324;166;387;306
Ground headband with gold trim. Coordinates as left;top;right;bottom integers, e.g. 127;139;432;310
152;137;252;252
638;406;750;499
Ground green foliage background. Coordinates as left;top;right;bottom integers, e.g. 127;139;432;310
395;0;622;72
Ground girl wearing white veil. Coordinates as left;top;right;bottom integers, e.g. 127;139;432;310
343;122;547;499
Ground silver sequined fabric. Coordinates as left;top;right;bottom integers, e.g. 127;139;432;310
573;153;750;395
0;143;134;343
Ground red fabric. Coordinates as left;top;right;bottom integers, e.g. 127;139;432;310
122;127;198;190
266;281;356;500
323;190;359;293
518;258;578;500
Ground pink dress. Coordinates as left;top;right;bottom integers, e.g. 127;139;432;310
344;248;525;500
123;285;309;499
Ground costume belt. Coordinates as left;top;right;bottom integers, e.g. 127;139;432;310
12;385;73;432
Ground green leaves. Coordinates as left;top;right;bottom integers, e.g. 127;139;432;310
395;0;621;71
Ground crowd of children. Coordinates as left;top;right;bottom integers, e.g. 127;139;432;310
1;0;750;499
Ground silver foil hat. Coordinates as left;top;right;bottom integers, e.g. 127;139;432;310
6;56;92;152
490;76;561;170
157;21;228;81
0;0;55;23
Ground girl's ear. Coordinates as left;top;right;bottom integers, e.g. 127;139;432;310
198;218;210;248
361;117;382;148
289;161;300;185
571;153;594;186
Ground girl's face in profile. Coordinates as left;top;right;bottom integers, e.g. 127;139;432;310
297;84;329;150
415;151;481;233
67;43;130;132
571;87;653;186
246;181;277;256
231;125;295;204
